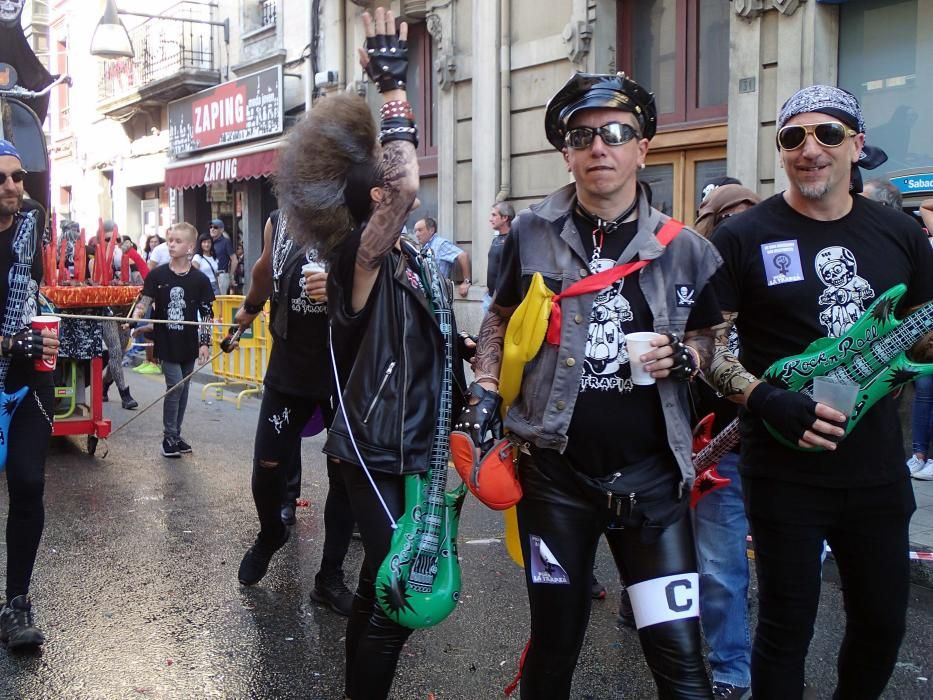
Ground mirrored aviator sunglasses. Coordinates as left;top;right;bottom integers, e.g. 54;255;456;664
565;122;639;150
776;122;856;151
0;169;27;186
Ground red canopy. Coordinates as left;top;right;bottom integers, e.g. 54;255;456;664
164;148;277;190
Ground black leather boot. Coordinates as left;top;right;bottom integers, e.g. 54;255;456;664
119;386;138;410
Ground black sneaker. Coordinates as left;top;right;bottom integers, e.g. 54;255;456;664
238;529;290;586
161;438;181;458
712;682;750;699
0;595;45;650
280;503;296;526
175;439;192;454
119;387;138;410
310;569;354;616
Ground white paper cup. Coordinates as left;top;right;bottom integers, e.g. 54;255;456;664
625;331;663;386
811;376;859;416
302;260;326;277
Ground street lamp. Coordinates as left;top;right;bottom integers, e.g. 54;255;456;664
90;0;231;60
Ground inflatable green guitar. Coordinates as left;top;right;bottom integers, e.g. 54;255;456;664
762;284;933;450
375;250;467;630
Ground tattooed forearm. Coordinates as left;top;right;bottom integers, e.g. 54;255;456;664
684;328;715;372
356;141;418;271
708;311;759;402
472;303;514;381
132;295;153;320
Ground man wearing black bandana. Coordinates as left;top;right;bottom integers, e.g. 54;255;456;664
463;73;722;698
709;85;933;698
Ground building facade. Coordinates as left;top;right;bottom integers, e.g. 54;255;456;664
33;1;932;311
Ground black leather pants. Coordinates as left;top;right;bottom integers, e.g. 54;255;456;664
516;450;712;699
341;465;413;700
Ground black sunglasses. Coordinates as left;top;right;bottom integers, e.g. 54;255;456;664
565;122;640;150
776;122;856;151
0;169;27;185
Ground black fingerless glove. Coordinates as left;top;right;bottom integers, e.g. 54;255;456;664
746;382;817;445
364;32;408;93
453;382;502;453
0;330;43;360
663;332;698;382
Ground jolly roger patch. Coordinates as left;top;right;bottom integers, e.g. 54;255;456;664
675;284;696;307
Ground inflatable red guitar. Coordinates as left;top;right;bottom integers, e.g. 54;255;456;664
690;413;739;508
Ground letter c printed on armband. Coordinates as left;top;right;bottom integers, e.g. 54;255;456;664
626;572;699;629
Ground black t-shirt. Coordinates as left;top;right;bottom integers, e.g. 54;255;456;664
712;193;933;487
486;232;508;295
496;212;722;477
0;221;48;390
142;264;215;363
263;214;332;400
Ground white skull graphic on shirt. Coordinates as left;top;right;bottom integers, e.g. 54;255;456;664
580;256;634;393
167;286;187;330
814;246;874;337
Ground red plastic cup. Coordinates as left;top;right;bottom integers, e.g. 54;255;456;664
31;315;60;372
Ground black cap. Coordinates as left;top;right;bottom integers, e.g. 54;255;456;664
544;72;658;151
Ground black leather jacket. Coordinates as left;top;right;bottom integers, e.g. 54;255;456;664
325;239;466;475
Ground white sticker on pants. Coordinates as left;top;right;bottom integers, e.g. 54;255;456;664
528;534;570;584
627;573;699;629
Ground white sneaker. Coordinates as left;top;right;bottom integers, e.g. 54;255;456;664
907;455;927;475
913;460;933;481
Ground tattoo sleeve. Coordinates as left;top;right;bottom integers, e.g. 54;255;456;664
473;303;515;381
709;311;759;401
684;328;715;372
198;301;214;347
356;141;418;271
133;295;153;320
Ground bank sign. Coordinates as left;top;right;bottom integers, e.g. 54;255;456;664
890;173;933;196
167;66;283;157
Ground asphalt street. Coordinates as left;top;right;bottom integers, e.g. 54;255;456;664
0;372;929;699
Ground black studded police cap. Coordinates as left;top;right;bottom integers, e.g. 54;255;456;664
544;72;658;151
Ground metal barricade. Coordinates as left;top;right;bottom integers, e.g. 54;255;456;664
202;295;271;408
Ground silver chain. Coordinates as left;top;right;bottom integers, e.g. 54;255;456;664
33;391;52;428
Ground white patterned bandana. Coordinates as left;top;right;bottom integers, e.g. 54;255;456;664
777;84;865;133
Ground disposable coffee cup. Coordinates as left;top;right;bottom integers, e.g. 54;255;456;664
31;315;60;372
302;260;326;277
625;331;663;386
811;376;859;416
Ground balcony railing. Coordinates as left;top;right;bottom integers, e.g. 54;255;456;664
97;12;218;103
260;0;277;28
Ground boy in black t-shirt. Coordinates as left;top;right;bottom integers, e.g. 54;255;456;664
709;86;933;699
132;222;214;458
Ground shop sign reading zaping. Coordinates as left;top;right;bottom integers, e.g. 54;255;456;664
168;66;283;156
203;157;238;184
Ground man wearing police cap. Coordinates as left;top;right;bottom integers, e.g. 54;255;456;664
707;85;933;699
461;72;722;698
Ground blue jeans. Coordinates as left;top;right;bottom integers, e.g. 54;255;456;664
162;359;194;442
911;375;933;456
692;451;751;687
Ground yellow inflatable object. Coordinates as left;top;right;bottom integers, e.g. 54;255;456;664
499;272;554;415
498;272;554;568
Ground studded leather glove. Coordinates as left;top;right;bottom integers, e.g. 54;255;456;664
364;29;408;92
663;332;699;382
746;382;819;445
0;330;43;360
453;382;503;453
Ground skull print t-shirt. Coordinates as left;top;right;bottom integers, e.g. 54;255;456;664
557;214;721;477
712;193;933;486
142;263;215;363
